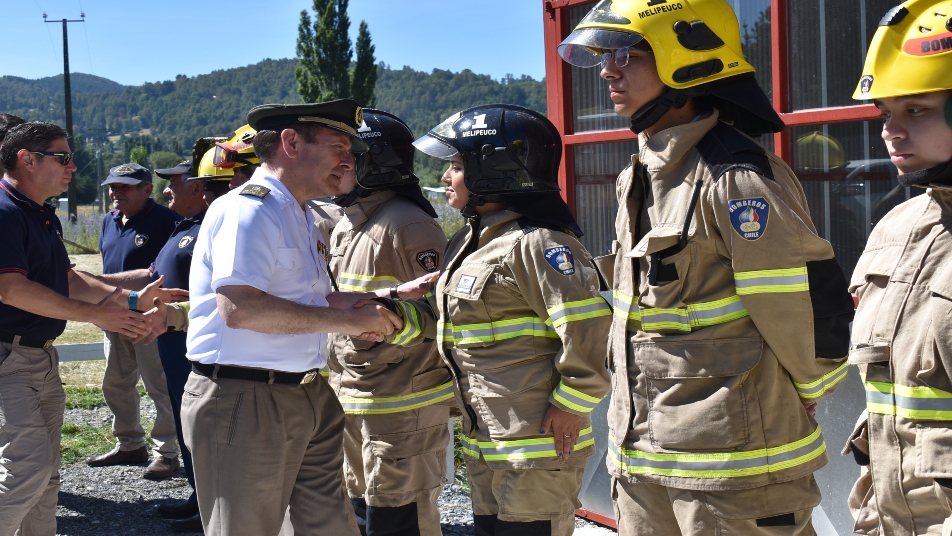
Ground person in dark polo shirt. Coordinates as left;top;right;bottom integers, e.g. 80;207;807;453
0;121;148;536
87;163;183;477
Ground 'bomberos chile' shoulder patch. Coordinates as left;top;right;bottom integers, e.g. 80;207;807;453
728;198;769;241
544;246;576;276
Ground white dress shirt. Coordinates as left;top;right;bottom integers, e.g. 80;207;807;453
186;170;332;372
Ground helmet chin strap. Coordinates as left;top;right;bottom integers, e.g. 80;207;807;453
333;185;371;208
945;98;952;131
629;86;691;134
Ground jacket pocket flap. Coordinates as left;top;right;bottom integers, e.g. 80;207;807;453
411;367;452;392
931;262;952;299
592;252;616;291
626;227;682;259
849;247;899;291
370;423;449;459
469;356;554;397
443;263;494;300
634;337;762;379
916;423;952;478
848;344;891;365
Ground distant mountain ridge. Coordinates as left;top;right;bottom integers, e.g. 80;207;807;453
0;58;546;152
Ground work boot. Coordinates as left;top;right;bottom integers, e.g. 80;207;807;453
143;455;180;480
158;495;198;519
170;513;204;533
86;445;149;467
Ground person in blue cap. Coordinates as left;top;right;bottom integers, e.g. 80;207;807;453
86;163;184;480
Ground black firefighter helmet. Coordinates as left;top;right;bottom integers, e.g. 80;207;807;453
335;109;420;208
413;104;562;216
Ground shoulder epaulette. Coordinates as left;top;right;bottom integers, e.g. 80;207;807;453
695;121;774;182
239;184;271;199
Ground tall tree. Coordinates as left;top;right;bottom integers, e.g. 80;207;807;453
295;0;353;102
351;21;377;107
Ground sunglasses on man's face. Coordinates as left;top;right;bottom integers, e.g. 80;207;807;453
31;151;74;166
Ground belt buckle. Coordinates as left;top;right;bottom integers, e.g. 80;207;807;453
301;371;318;385
43;340;53;350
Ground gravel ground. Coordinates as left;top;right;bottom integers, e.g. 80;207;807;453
57;400;614;535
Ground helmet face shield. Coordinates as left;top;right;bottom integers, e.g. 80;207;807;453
558;28;645;67
413;134;459;160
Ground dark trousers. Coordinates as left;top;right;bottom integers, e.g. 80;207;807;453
156;331;195;490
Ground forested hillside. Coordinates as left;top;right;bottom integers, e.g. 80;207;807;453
0;59;546;201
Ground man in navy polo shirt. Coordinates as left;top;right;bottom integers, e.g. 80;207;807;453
0;121;148;536
87;163;182;477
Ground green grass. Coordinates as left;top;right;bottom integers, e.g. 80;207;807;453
59;254;104;345
61;421;116;464
59;360;152;463
64;386;107;410
452;417;469;490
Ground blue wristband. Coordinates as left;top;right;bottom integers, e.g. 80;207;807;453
128;290;139;311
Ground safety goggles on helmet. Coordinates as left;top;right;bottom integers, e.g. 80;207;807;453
558;28;645;68
212;143;257;169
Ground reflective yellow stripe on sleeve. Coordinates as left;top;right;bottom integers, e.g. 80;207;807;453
442;317;559;345
339;381;455;415
546;297;612;328
392;301;424;346
337;272;400;292
794;362;850;399
638;295;750;333
734;267;809;295
552;382;602;413
608;427;827;479
865;381;952;421
461;427;596;461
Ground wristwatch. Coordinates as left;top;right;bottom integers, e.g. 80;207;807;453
390;286;399;300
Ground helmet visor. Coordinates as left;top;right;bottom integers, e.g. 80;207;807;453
412;112;462;159
412;133;458;159
558;28;644;67
213;143;258;169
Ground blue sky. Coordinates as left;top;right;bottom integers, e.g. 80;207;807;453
3;0;547;86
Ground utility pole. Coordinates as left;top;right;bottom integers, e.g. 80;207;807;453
44;12;85;223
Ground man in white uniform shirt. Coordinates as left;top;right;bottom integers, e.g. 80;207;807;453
182;100;403;536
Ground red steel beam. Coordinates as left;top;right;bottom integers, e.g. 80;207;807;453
544;0;579;212
781;104;881;126
771;0;791;163
576;508;618;529
564;129;636;146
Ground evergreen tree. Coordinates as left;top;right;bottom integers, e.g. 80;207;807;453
296;0;353;102
352;21;377;107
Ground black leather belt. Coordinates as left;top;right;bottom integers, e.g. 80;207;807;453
0;332;54;349
191;362;319;385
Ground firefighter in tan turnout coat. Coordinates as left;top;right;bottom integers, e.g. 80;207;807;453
385;104;611;536
843;2;952;534
325;109;451;536
558;1;855;534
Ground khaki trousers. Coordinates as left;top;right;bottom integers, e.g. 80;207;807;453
0;342;65;536
612;474;821;536
465;453;584;536
181;371;359;536
343;407;449;536
102;331;177;456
